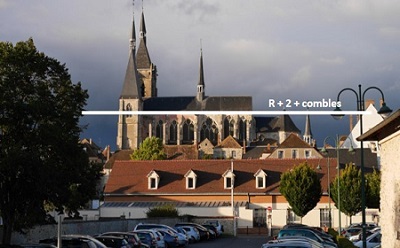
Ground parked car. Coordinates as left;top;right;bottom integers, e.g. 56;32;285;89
263;239;320;248
203;221;224;236
278;229;337;248
156;229;180;248
341;227;362;238
277;236;324;248
353;230;381;248
134;223;176;233
282;224;334;242
349;230;374;242
201;224;218;238
174;223;209;241
133;229;165;248
99;232;146;248
94;236;132;248
175;226;200;243
133;231;158;248
40;234;107;248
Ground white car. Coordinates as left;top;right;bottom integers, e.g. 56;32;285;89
176;226;200;243
353;230;381;248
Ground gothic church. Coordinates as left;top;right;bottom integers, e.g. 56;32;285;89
116;10;302;154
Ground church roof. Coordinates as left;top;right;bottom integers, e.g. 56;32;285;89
143;96;252;111
254;115;300;133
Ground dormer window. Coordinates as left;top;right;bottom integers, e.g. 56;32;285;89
222;169;235;189
184;169;197;189
147;170;160;190
254;169;267;189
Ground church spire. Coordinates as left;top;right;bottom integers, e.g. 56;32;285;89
303;113;314;146
139;8;147;44
197;46;205;102
120;6;142;99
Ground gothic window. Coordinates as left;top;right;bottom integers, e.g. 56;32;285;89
201;118;218;144
126;103;132;117
182;119;194;144
239;119;247;142
169;120;177;145
156;120;163;140
223;118;234;139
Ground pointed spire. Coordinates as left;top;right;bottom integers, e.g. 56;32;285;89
303;111;314;146
120;4;142;99
140;9;147;44
197;44;205;101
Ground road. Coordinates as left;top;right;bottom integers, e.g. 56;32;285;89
188;235;269;248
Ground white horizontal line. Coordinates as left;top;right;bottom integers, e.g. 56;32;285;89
82;110;371;116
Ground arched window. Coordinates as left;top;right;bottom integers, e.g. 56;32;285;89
169;120;178;144
156;120;163;140
223;117;234;139
200;118;218;145
239;119;247;142
182;119;194;144
126;103;132;117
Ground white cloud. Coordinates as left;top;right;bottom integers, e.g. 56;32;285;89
379;26;400;38
319;56;345;65
290;66;312;87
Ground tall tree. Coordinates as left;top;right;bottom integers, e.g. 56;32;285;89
0;39;100;244
329;163;362;221
280;162;322;218
365;169;380;209
130;137;166;160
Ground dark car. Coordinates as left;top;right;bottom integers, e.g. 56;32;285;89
156;229;180;248
132;231;157;248
174;223;209;241
40;234;107;248
201;224;218;238
99;232;147;248
94;236;131;248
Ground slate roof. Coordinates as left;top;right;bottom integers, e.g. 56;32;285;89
104;158;336;196
322;148;378;169
254;115;300;134
143;96;252;111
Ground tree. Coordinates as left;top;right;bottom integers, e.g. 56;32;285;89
279;162;322;218
130;137;166;160
329;163;362;221
0;39;101;244
365;169;380;209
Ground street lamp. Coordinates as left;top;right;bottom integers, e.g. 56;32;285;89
320;135;355;234
332;84;392;248
317;157;331;229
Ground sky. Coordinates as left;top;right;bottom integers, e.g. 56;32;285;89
2;0;400;151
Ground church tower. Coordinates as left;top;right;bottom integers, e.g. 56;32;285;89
196;49;205;102
303;114;315;146
136;9;157;98
116;12;143;150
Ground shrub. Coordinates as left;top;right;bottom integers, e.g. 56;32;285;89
146;204;179;217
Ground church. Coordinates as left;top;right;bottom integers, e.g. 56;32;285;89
116;9;303;157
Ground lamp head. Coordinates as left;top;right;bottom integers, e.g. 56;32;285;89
377;102;392;118
332;106;344;120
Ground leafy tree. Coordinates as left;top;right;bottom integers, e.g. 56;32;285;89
130;137;166;160
0;39;101;244
330;163;362;221
365;169;380;209
280;162;322;218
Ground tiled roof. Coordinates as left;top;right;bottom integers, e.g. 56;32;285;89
278;133;315;149
104;158;337;196
216;136;241;148
103;150;133;169
254;115;300;134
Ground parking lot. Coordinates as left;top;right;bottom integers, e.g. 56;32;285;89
189;235;269;248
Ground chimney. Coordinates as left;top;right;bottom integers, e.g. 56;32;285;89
349;115;354;132
365;99;375;108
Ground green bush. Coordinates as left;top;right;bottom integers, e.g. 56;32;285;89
146;204;179;217
337;236;357;248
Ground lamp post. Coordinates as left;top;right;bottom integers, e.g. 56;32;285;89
231;153;236;237
317;157;331;228
333;84;392;248
320;135;355;234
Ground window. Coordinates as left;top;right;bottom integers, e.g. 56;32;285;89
169;120;177;144
287;209;301;224
278;150;284;159
125;103;132;117
254;169;267;189
200;118;219;145
187;178;194;189
156;120;163;140
150;178;156;189
184;169;197;189
225;177;233;189
239;119;246;142
253;209;267;227
305;150;311;158
291;149;298;159
182;119;194;144
320;208;330;228
147;170;160;190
